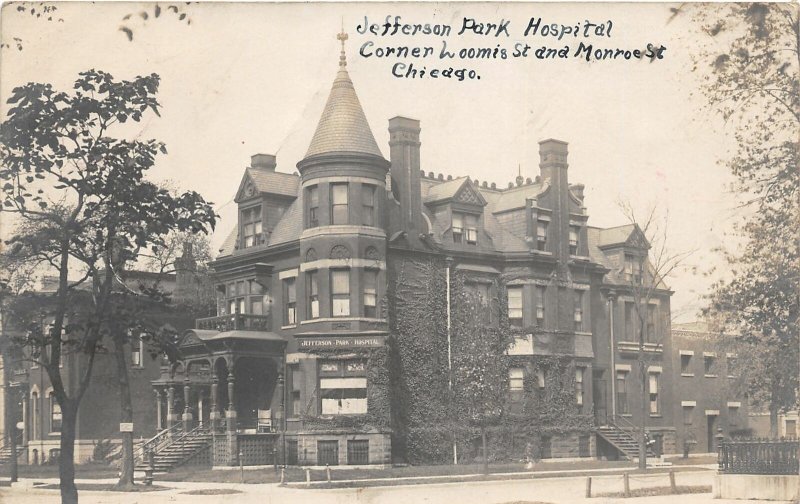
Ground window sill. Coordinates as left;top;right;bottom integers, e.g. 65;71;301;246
650;414;662;418
300;317;387;325
619;414;633;418
705;374;718;378
281;324;297;330
727;375;736;379
681;373;694;377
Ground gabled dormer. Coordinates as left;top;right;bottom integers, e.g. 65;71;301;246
597;224;652;285
234;154;299;251
424;177;488;246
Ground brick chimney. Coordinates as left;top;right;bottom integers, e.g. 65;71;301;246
389;117;423;231
539;139;570;261
251;153;276;171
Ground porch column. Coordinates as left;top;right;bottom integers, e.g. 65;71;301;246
155;390;163;431
166;386;178;430
182;378;193;431
226;365;238;466
210;377;220;431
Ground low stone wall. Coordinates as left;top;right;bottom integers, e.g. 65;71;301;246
713;473;800;501
548;432;596;459
290;432;391;466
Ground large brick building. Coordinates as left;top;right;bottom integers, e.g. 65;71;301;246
149;34;680;468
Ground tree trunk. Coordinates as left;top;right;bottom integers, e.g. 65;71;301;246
481;426;488;474
113;336;135;488
3;352;18;482
769;403;779;439
59;403;79;504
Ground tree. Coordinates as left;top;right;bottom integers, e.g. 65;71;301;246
451;284;512;474
618;201;693;469
689;3;799;435
0;69;216;503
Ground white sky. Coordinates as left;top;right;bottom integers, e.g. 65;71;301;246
0;2;748;322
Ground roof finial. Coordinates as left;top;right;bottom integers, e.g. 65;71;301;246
337;22;348;68
515;163;524;186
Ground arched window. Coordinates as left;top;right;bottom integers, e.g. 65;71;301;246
31;392;39;440
49;392;62;433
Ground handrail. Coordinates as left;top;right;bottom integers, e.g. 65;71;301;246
612;414;641;434
134;423;184;464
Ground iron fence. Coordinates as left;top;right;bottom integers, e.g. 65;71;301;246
718;437;799;475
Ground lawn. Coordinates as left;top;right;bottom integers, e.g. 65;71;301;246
0;463;118;480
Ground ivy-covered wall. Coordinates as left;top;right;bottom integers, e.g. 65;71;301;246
389;257;595;464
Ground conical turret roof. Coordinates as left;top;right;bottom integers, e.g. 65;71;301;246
304;34;383;159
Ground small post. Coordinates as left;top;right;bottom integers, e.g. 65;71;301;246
279;466;286;486
305;467;311;482
326;463;331;482
273;446;278;473
585;476;592;498
669;470;676;493
623;472;630;498
239;451;244;484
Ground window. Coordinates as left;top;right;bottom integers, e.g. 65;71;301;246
574;291;583;332
31;392;39;439
728;406;739;427
536;286;545;325
575;367;584;406
331;269;351;317
536;368;546;390
363;269;378;318
307;271;319;319
616;371;629;414
347;440;369;465
727;356;737;378
331;184;349;225
307;186;319;228
704;354;716;377
649;373;660;415
317;440;339;465
226;280;264;316
509;368;524;392
283;278;297;325
362;184;376;227
242;206;263;248
319;359;367;415
683;405;694;425
507;287;523;327
536;220;548;251
646;305;657;342
569;226;579;255
624;302;636;341
680;353;693;375
49;392;61;433
131;333;144;368
465;214;478;244
289;364;302;417
624;254;642;284
452;213;464;243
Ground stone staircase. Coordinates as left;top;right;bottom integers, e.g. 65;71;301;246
0;443;24;465
597;422;656;461
134;426;212;473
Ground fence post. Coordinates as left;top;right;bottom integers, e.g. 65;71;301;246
326;463;331;482
305;467;311;482
239;451;244;484
623;472;630;498
669;470;676;493
279;466;285;486
585;476;592;498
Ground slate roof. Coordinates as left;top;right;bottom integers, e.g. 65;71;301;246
304;65;384;159
246;168;299;198
423;177;469;204
491;182;545;213
597;224;637;248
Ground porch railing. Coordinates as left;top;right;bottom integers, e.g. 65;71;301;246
718;438;799;475
196;314;271;332
134;422;183;465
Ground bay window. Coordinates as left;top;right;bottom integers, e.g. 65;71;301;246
331;269;350;317
362;184;376;227
363;269;378;318
307;271;319;319
507;286;523;327
331;184;349;225
307;186;319;228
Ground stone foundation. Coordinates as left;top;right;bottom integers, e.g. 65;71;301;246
289;432;391;466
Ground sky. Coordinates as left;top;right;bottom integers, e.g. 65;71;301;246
0;2;748;322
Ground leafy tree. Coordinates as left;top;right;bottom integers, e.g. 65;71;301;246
689;3;799;435
0;69;216;503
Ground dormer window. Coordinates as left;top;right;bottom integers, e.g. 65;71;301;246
536;221;548;251
624;254;642;284
569;226;579;255
452;212;478;245
242;206;263;248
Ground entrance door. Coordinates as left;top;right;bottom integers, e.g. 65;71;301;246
707;415;717;452
592;370;607;425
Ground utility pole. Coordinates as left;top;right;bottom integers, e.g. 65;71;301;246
445;257;457;465
1;279;18;482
